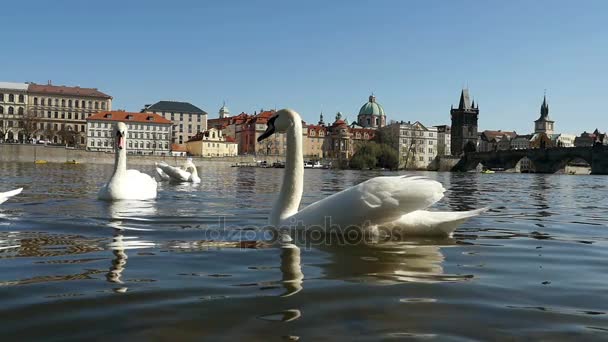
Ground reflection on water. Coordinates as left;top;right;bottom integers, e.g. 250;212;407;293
0;162;607;340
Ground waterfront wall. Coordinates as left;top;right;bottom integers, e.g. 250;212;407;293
0;144;285;166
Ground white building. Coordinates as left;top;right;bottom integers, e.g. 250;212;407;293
551;133;575;147
143;101;207;146
434;125;451;156
86;111;172;155
0;82;29;143
385;121;438;169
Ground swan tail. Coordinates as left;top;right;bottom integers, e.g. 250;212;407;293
0;188;23;204
385;207;488;237
155;162;190;182
155;165;170;181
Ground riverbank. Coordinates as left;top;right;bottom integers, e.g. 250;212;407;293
0;144;286;166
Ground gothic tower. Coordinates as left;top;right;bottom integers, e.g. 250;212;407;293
450;88;479;156
534;95;554;135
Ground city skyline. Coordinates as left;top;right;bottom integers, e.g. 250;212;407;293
1;0;606;134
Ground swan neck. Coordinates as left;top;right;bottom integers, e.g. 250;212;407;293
114;141;127;175
272;120;303;226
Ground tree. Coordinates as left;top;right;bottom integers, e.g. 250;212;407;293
349;141;399;170
21;109;41;142
373;127;398;147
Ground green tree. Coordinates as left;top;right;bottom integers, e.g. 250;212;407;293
349;141;399;170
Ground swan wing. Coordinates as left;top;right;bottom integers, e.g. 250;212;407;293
155;162;191;182
155;165;170;181
285;176;445;229
383;208;488;237
125;170;157;199
0;188;23;205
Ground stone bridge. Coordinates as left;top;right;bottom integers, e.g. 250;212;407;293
453;146;608;174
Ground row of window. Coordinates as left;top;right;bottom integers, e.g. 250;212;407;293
89;130;168;140
156;112;205;122
400;130;435;137
0;93;25;103
0;106;24;115
89;122;170;131
33;97;106;110
402;138;434;145
89;139;169;149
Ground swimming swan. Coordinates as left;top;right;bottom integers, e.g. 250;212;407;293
257;109;486;237
0;188;22;205
98;122;157;201
155;158;201;183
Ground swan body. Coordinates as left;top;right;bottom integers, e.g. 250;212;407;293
0;188;22;205
258;109;485;237
155;159;201;183
98;122;157;201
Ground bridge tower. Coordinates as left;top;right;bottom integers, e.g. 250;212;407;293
450;88;479;156
534;95;554;135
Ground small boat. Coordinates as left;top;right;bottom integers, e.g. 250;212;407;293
312;161;323;169
34;160;48;164
304;162;313;169
65;160;80;165
481;169;495;174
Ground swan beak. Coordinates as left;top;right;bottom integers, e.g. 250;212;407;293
258;125;275;142
116;131;125;150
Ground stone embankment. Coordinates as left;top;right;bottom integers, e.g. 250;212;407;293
0;144;285;166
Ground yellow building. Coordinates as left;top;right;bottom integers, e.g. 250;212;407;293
186;127;238;157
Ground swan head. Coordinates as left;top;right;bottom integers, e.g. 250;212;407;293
115;122;128;150
258;109;300;142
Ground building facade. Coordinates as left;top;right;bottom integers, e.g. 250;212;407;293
143;101;207;146
478;130;517;152
450;88;479;156
384;121;438;169
27;82;112;146
434;125;451;156
0;82;29;143
186;127;238;157
86;111;172;155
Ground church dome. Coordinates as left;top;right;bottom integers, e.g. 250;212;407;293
359;95;385;116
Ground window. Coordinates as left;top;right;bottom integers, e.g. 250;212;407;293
0;93;3;101
61;99;65;107
95;102;99;109
428;140;433;145
101;102;106;109
68;100;72;107
9;94;14;102
55;99;59;106
428;148;434;153
0;106;3;114
419;156;424;161
34;97;38;105
81;100;85;108
8;106;14;114
88;101;92;108
18;107;24;115
429;156;434;161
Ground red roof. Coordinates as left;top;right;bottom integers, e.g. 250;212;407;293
171;144;187;152
87;111;172;124
29;83;112;99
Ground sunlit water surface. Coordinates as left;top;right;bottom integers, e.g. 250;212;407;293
0;162;607;340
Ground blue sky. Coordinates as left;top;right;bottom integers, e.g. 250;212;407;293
1;0;606;134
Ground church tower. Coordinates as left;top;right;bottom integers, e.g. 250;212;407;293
219;101;230;119
534;95;554;135
450;88;479;156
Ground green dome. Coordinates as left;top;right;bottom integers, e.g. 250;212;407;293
358;95;385;116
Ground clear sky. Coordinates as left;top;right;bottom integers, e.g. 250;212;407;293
1;0;606;134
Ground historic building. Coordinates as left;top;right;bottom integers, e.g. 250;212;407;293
357;94;386;129
434;125;451;156
218;102;230;119
450;88;479;156
0;82;29;143
478;130;517;152
534;95;554;135
511;135;533;150
384;120;438;169
86;111;172;155
142;101;207;146
28;82;112;146
186;127;238;157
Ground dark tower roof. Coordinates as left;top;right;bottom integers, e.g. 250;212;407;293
536;95;552;121
458;89;472;110
318;112;325;125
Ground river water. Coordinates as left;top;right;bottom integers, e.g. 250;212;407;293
0;162;607;340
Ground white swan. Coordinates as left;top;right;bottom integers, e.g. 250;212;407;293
257;109;486;237
155;158;201;183
0;188;22;205
98;122;157;201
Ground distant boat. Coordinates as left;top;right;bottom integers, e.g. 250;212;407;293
34;160;48;164
481;169;495;174
65;160;80;165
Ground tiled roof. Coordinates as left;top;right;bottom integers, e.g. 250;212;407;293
145;101;207;114
87;111;172;124
28;83;112;99
481;130;517;141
